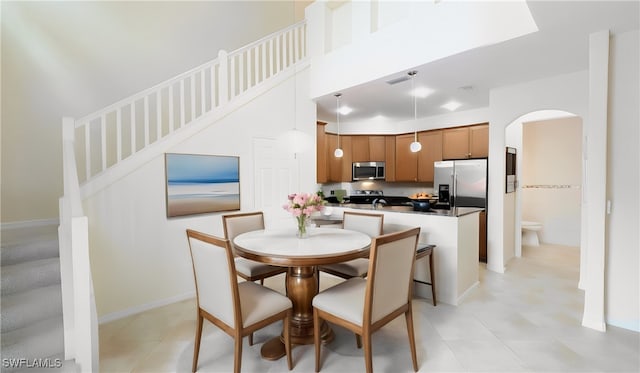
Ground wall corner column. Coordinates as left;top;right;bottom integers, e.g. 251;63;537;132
581;29;609;332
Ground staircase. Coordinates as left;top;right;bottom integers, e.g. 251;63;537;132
1;224;72;372
53;20;307;370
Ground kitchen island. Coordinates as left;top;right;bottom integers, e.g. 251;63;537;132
323;204;483;306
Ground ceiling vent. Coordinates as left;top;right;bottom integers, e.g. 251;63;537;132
385;75;410;85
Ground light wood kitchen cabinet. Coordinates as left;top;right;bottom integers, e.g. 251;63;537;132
395;134;419;181
352;135;386;162
417;130;443;182
385;136;396;181
316;122;328;183
442;123;489;159
317;123;486;184
339;136;353;182
469;124;489;158
351;136;370;162
369;136;386;161
327;134;353;182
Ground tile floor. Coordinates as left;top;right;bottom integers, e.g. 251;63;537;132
99;244;640;372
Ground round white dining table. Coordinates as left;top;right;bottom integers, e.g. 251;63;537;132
233;227;371;360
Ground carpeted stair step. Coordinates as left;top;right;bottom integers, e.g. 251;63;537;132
1;258;61;296
1;316;65;370
1;238;59;266
1;284;63;333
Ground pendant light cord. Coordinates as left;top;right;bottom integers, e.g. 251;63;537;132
412;71;418;142
336;93;341;148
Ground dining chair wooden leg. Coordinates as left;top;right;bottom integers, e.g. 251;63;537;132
248;333;254;346
284;311;293;370
355;334;362;349
233;334;242;373
192;314;204;372
405;306;419;372
363;333;373;373
314;309;321;372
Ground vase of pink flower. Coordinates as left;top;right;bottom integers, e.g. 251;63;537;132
283;192;325;238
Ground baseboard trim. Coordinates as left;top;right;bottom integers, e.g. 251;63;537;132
98;291;195;324
1;218;59;231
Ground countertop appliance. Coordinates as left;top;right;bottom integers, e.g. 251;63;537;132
352;162;385;181
434;159;487;209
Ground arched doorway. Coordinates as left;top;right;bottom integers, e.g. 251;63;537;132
504;110;584;284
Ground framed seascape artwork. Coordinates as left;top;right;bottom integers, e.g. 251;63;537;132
165;153;240;217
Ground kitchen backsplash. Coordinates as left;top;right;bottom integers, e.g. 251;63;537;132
320;181;435;197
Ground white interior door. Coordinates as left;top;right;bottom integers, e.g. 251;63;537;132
253;138;298;227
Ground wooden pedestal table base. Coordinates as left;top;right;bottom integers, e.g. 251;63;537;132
261;266;334;360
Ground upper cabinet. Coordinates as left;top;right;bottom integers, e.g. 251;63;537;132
316;123;487;183
395;134;418;182
395;130;442;182
442;123;489;159
316;122;328;183
351;136;387;162
417;130;443;182
469;124;489;158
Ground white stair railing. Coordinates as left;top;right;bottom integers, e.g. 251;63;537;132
73;21;306;185
58;21;306;370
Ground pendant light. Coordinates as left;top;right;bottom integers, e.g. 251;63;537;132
334;93;344;158
408;71;422;153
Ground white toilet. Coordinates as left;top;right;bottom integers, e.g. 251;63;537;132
521;221;543;246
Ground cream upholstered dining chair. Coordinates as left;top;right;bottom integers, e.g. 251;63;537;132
317;211;384;280
313;227;421;373
223;212;287;284
186;229;293;373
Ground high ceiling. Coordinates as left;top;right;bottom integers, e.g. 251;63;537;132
315;1;639;124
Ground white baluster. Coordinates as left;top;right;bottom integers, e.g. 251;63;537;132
230;55;236;99
269;38;275;77
239;52;245;93
169;85;175;133
101;114;107;172
200;69;206;115
261;42;267;82
130;102;136;155
144;96;150;146
116;108;122;162
180;80;185;127
254;45;259;85
156;90;162;141
190;74;196;121
211;64;217;108
276;35;281;73
294;27;300;62
85;121;91;179
218;50;229;106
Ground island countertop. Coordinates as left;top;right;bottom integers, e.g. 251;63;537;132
320;204;481;306
324;203;484;218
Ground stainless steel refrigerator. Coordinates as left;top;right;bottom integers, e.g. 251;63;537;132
434;159;487;208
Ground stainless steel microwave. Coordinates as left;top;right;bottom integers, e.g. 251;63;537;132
352;162;385;181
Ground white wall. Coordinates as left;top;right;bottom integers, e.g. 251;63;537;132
84;69;316;319
605;30;639;331
1;1;294;223
488;71;588;274
306;0;537;99
522;117;583;246
487;29;639;332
